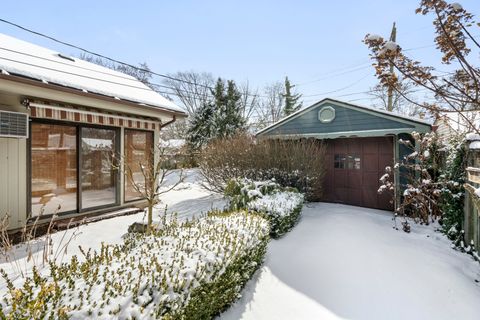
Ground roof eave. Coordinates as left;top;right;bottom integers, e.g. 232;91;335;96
0;73;187;118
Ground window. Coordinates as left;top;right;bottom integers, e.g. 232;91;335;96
31;123;77;216
334;154;361;169
334;154;346;168
80;127;118;209
124;130;154;202
318;106;336;123
347;155;361;169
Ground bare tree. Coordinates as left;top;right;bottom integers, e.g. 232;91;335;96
163;71;215;116
120;144;184;232
368;78;421;116
364;0;480;132
238;80;260;120
254;81;285;129
79;53;155;89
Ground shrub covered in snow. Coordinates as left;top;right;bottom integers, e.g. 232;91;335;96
248;191;304;238
225;178;304;238
199;133;326;200
224;178;281;210
437;134;466;238
0;212;269;319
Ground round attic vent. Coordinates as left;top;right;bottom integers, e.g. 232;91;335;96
318;106;335;123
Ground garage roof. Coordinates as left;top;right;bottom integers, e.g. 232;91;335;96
257;98;431;139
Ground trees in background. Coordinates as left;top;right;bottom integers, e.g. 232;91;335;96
283;76;303;116
368;79;421;116
186;78;247;150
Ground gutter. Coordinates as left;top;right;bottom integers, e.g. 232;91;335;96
0;73;187;118
160;115;177;128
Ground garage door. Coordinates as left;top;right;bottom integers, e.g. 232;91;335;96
322;137;394;211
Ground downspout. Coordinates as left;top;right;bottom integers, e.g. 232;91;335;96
160;115;177;129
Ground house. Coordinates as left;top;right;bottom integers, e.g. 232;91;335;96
256;98;431;211
0;33;186;231
434;110;480;144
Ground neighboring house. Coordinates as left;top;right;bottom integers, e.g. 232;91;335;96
0;33;186;231
256;98;431;211
434;110;480;143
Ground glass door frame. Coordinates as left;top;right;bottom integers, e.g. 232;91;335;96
78;124;121;213
28;119;121;218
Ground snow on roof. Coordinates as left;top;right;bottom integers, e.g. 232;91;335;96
0;33;184;114
256;98;431;136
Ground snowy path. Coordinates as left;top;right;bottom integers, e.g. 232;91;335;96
220;203;480;320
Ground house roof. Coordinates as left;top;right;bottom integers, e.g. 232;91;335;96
256;98;432;138
0;33;185;116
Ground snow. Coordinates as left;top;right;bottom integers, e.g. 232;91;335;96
451;2;463;11
0;169;226;280
469;141;480;149
220;203;480;320
0;33;183;113
384;41;399;51
366;34;383;42
248;191;304;217
159;138;186;149
466;132;480;140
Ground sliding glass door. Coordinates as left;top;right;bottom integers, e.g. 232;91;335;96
31;122;119;216
80;127;118;209
31;123;77;216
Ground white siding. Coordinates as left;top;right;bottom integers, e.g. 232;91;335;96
0;137;27;229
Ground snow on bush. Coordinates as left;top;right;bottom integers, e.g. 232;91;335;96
225;178;304;238
224;178;281;210
248;191;304;238
0;212;269;319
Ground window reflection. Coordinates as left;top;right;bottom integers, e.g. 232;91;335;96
81;127;117;209
124;130;153;201
31;123;77;216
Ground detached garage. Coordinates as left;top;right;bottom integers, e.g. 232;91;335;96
256;98;431;211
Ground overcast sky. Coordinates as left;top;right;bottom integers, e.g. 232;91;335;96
1;0;478;107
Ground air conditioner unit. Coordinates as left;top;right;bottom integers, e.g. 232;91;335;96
0;111;29;139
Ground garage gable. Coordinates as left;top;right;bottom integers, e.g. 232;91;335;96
257;98;431;139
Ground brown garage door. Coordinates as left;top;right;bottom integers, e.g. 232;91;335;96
322;137;394;211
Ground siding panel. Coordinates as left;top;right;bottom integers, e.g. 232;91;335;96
266;104;415;136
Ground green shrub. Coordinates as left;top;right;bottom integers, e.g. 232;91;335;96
0;212;269;319
224;178;280;210
247;191;304;238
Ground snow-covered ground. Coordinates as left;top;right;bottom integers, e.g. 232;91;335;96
0;169;226;280
220;203;480;320
3;171;480;320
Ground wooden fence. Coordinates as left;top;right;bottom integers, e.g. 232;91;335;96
464;160;480;248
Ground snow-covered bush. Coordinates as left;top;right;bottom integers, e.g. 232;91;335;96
224;178;304;238
0;212;269;319
248;191;304;238
199;133;326;200
438;135;466;238
224;178;281;210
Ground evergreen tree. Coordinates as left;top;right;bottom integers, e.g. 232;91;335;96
187;78;246;149
186;101;216;150
215;79;245;138
283;76;302;116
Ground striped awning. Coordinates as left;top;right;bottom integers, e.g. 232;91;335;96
29;101;161;130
